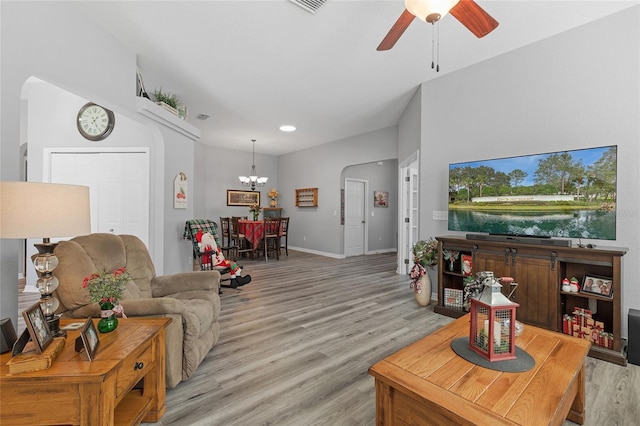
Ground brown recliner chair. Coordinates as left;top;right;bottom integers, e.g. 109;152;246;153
52;233;221;388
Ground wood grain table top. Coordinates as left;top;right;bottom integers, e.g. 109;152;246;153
369;314;591;425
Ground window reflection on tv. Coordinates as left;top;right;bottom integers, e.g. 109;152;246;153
448;145;617;240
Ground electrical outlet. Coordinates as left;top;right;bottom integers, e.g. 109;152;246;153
432;211;448;221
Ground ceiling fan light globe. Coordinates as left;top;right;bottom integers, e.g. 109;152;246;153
405;0;459;23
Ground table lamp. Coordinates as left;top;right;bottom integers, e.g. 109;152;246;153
0;182;91;337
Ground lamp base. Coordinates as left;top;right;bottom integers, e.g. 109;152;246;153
46;315;67;338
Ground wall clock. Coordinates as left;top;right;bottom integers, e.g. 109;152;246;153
77;102;115;141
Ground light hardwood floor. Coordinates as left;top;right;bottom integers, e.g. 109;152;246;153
17;251;640;425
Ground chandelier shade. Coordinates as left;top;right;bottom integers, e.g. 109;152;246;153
239;139;268;191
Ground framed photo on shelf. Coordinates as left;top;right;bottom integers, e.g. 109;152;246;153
581;274;613;298
461;254;473;276
22;303;53;354
75;318;100;361
227;190;260;206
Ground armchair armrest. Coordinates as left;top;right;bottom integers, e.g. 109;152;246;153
119;298;186;316
69;297;186;318
151;270;220;298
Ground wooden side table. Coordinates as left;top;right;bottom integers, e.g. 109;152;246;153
1;317;171;426
369;315;591;425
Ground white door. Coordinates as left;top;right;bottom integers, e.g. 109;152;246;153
398;155;419;274
48;150;149;244
345;179;366;257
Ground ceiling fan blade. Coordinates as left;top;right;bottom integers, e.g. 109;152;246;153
377;9;415;51
449;0;499;38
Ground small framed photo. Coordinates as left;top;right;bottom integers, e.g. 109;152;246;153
22;303;53;354
582;274;613;298
75;318;100;361
227;189;260;206
373;191;389;207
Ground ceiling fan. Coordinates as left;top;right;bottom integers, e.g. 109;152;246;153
377;0;499;51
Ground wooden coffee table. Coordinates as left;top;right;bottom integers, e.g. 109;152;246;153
369;315;591;425
1;317;171;426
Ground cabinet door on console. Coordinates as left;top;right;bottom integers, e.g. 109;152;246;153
474;248;558;331
473;250;511;279
510;256;558;330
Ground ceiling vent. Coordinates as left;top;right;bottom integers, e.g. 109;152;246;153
289;0;328;14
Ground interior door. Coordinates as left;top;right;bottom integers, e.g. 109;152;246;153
345;179;366;257
48;150;149;243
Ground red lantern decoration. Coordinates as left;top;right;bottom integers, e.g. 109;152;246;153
469;273;519;362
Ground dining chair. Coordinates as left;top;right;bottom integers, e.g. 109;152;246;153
279;217;289;256
262;217;281;261
219;217;231;247
230;217;254;259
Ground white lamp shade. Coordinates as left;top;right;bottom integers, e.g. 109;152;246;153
0;181;91;239
405;0;460;22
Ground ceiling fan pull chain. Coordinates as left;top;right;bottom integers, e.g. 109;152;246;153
431;23;435;70
436;22;440;72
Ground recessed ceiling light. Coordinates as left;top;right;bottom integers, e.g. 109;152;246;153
279;125;296;132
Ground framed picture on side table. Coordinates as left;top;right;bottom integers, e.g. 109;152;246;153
22;303;53;354
75;318;100;361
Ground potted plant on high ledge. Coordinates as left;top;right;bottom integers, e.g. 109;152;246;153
409;237;439;306
153;88;188;120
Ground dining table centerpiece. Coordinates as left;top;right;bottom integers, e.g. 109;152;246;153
82;267;130;333
249;203;262;221
410;237;439;306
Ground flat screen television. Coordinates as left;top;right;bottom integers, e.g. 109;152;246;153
448;145;617;241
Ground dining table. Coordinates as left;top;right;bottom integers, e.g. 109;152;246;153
238;219;265;251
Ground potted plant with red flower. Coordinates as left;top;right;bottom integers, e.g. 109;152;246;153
82;267;130;333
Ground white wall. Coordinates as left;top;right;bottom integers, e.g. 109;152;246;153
398;86;422;164
201;145;279;225
0;2;197;326
277;126;398;255
1;1;137;326
342;160;398;253
407;7;640;337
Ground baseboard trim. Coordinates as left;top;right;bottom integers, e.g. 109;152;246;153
289;246;398;259
288;246;345;259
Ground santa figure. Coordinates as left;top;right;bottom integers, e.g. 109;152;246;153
195;229;251;286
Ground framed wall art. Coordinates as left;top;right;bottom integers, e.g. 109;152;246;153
227;190;260;206
22;303;53;354
374;191;389;207
174;172;188;209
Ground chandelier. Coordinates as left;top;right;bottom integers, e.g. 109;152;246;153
238;139;268;191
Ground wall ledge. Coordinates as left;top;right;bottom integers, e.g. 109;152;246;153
136;97;201;141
